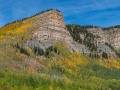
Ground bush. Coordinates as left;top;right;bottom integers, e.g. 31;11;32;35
102;52;108;59
33;46;44;55
15;43;30;56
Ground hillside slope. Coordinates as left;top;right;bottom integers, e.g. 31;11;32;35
0;43;120;90
0;9;120;90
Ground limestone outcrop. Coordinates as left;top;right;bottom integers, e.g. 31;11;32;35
105;28;120;49
26;9;119;55
26;10;90;53
86;27;120;50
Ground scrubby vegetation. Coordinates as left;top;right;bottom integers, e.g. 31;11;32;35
67;24;97;51
0;41;120;90
33;46;59;57
0;12;120;90
67;24;100;58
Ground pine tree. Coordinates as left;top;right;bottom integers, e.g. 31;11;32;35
102;52;108;59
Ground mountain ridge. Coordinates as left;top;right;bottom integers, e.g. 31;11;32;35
0;9;120;57
0;9;120;90
1;9;120;29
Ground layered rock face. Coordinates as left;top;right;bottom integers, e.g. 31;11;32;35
26;9;119;55
86;27;120;50
26;10;89;53
85;27;115;55
86;28;106;44
105;28;120;49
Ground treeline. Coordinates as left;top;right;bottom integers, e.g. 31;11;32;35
13;44;60;57
81;25;100;28
33;46;59;57
67;24;97;51
79;25;120;30
33;9;60;16
103;25;120;30
2;9;60;29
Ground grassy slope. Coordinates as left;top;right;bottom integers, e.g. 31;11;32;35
0;18;120;90
0;17;36;71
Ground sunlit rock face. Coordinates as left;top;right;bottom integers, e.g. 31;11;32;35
86;27;115;55
26;10;90;53
105;28;120;49
26;9;120;55
86;27;120;49
86;27;106;44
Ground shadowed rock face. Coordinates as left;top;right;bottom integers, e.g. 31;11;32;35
26;10;90;53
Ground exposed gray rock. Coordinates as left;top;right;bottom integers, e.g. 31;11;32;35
105;28;120;49
26;10;90;53
86;27;120;49
26;9;119;56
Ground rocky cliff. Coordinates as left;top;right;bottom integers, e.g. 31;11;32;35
105;28;120;49
86;27;120;49
26;10;90;53
86;27;115;54
23;9;120;56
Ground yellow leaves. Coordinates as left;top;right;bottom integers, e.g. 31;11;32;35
0;51;3;57
64;59;76;68
90;76;107;84
0;36;4;39
90;76;99;81
25;47;35;57
47;49;90;75
63;75;72;84
0;36;4;42
3;22;32;35
63;51;88;68
0;18;33;40
63;58;81;68
67;69;73;75
49;86;53;90
99;59;120;69
23;17;36;24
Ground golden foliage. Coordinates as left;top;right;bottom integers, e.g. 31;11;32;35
49;86;53;90
63;75;72;84
99;59;120;69
0;17;35;42
63;51;87;68
48;50;88;75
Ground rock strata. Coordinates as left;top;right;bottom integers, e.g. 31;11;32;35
27;10;90;53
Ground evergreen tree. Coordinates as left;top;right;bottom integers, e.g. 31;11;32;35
102;52;108;59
